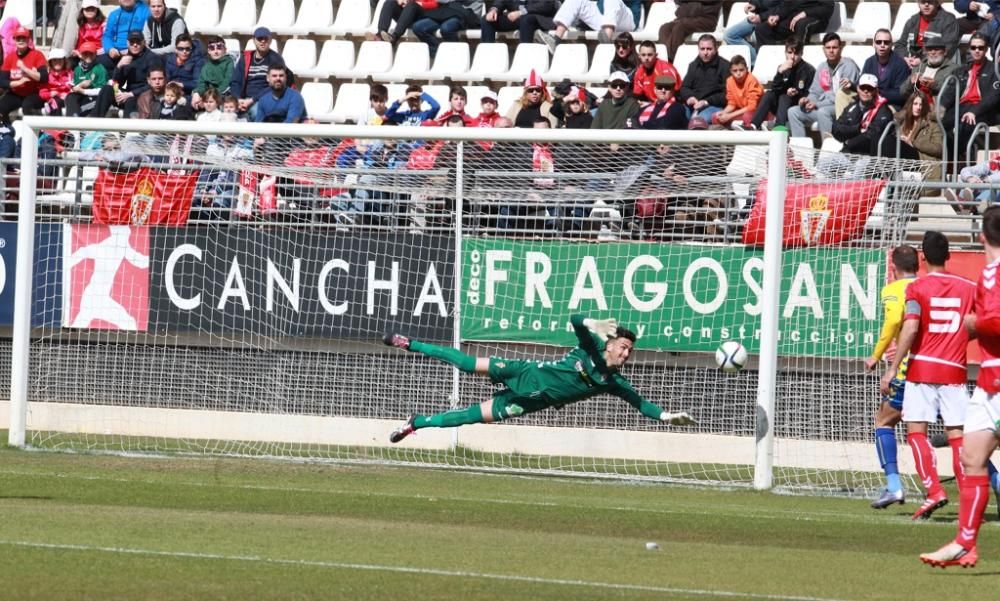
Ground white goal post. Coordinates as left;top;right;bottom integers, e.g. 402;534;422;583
4;115;929;494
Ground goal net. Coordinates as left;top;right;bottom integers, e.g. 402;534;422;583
6;117;933;495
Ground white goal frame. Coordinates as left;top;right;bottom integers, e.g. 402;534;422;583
7;116;788;490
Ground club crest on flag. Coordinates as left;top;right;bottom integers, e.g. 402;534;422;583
799;194;830;245
129;177;156;225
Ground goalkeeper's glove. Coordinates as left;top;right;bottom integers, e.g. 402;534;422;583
660;411;697;426
584;317;618;341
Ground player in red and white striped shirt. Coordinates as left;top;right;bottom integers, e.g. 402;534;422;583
921;207;1000;568
882;231;976;521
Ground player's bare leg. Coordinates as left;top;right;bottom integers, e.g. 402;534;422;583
921;429;999;568
872;401;905;509
907;421;950;520
382;332;490;375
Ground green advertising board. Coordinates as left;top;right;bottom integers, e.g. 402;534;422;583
461;240;885;358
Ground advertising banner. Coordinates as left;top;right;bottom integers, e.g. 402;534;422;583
149;230;455;341
461;240;884;357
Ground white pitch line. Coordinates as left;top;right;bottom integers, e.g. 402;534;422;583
0;539;855;601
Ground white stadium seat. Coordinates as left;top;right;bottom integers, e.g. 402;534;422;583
484;43;549;83
725;2;750;29
300;82;334;122
255;0;296;35
184;0;220;34
0;0;35;29
331;1;374;36
331;41;393;80
545;43;589;83
330;83;370;124
299;40;355;79
891;3;919;42
577;44;614;84
462;43;509;83
422;84;452;111
673;44;699;80
842;45;872;71
718;44;750;65
496;86;522;116
408;42;471;82
751;45;785;85
286;0;335;36
802;45;824;69
200;0;257;35
280;39;318;77
633;1;675;41
842;2;891;43
374;42;431;83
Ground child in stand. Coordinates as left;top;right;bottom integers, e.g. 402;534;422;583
193;35;234;111
35;48;73;115
73;0;105;65
366;83;388;125
715;55;763;130
65;42;108;116
158;81;193;120
221;94;245;122
197;88;223;123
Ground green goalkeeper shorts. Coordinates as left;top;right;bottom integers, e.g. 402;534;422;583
489;389;553;421
487;357;540;398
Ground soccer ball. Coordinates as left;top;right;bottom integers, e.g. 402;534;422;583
715;341;747;373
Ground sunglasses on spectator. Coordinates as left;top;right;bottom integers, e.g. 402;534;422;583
128;40;143;45
255;36;270;42
207;42;226;50
526;87;542;93
609;82;628;89
566;98;580;104
654;84;671;90
176;46;192;52
971;44;987;50
874;40;891;46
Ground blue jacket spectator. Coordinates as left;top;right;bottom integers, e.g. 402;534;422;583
862;46;911;107
386;86;441;126
253;66;305;123
163;35;203;97
230;27;286;107
103;0;151;56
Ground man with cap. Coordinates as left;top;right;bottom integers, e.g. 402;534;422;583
679;34;730;126
633;40;681;102
230;27;287;120
143;0;188;56
592;71;641;129
832;73;895;155
66;41;108;116
900;33;960;113
860;29;911;109
0;26;48;121
93;29;163;118
638;74;686;129
102;0;152;69
894;0;959;70
749;40;814;131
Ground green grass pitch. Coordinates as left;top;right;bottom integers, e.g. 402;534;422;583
0;446;996;601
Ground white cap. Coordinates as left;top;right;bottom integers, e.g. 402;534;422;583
607;70;630;84
48;48;67;61
481;90;498;103
81;0;101;8
858;73;879;89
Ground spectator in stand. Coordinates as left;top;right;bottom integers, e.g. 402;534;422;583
154;81;193;120
886;92;942;171
196;88;223;123
94;29;163;118
609;32;639;83
413;1;484;59
861;29;911;109
900;35;960;114
946;153;1000;211
253;65;305;123
679;34;729;125
0;26;48;121
134;64;165;118
143;0;187;57
551;85;594;128
787;33;859;140
230;27;286;120
534;0;637;53
723;0;781;67
474;90;500;127
366;83;389;125
66;41;108;116
754;0;835;46
375;0;427;45
74;0;106;63
25;48;72;115
658;0;723;63
633;41;680;102
101;0;151;70
749;40;814;131
717;55;763;130
386;83;441;126
164;33;202;101
507;70;556;127
954;0;998;36
944;32;999;155
431;86;475;126
895;0;960;70
592;71;640;129
481;0;560;43
831;73;894;155
192;35;232;110
638;75;686;129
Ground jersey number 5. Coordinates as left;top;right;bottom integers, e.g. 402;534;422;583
928;297;962;334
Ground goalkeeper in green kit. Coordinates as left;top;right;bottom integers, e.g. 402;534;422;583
383;314;697;443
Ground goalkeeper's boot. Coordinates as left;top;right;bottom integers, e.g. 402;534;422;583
870;488;905;509
920;542;977;568
912;491;948;521
389;416;417;444
382;333;411;351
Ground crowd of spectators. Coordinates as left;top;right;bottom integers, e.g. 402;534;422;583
1;0;996;228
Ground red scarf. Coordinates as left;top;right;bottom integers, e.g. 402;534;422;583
532;143;555;188
860;95;888;132
961;62;983;105
638;97;677;125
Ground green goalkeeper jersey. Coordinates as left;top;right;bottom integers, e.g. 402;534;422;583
488;314;665;420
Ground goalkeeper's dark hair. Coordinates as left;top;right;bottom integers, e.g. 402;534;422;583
922;230;950;266
983;205;1000;247
615;327;636;343
891;244;918;274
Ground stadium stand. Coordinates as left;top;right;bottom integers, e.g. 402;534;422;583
198;0;256;36
407;42;472;83
254;0;297;36
285;0;335;36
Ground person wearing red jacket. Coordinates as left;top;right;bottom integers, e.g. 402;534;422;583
0;27;48;120
632;40;680;102
23;48;72;115
74;0;106;60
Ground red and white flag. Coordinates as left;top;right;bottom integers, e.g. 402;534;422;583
92;167;199;226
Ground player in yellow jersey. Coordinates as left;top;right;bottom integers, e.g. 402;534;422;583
865;245;917;509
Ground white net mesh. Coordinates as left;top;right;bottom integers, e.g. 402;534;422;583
12;122;934;494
